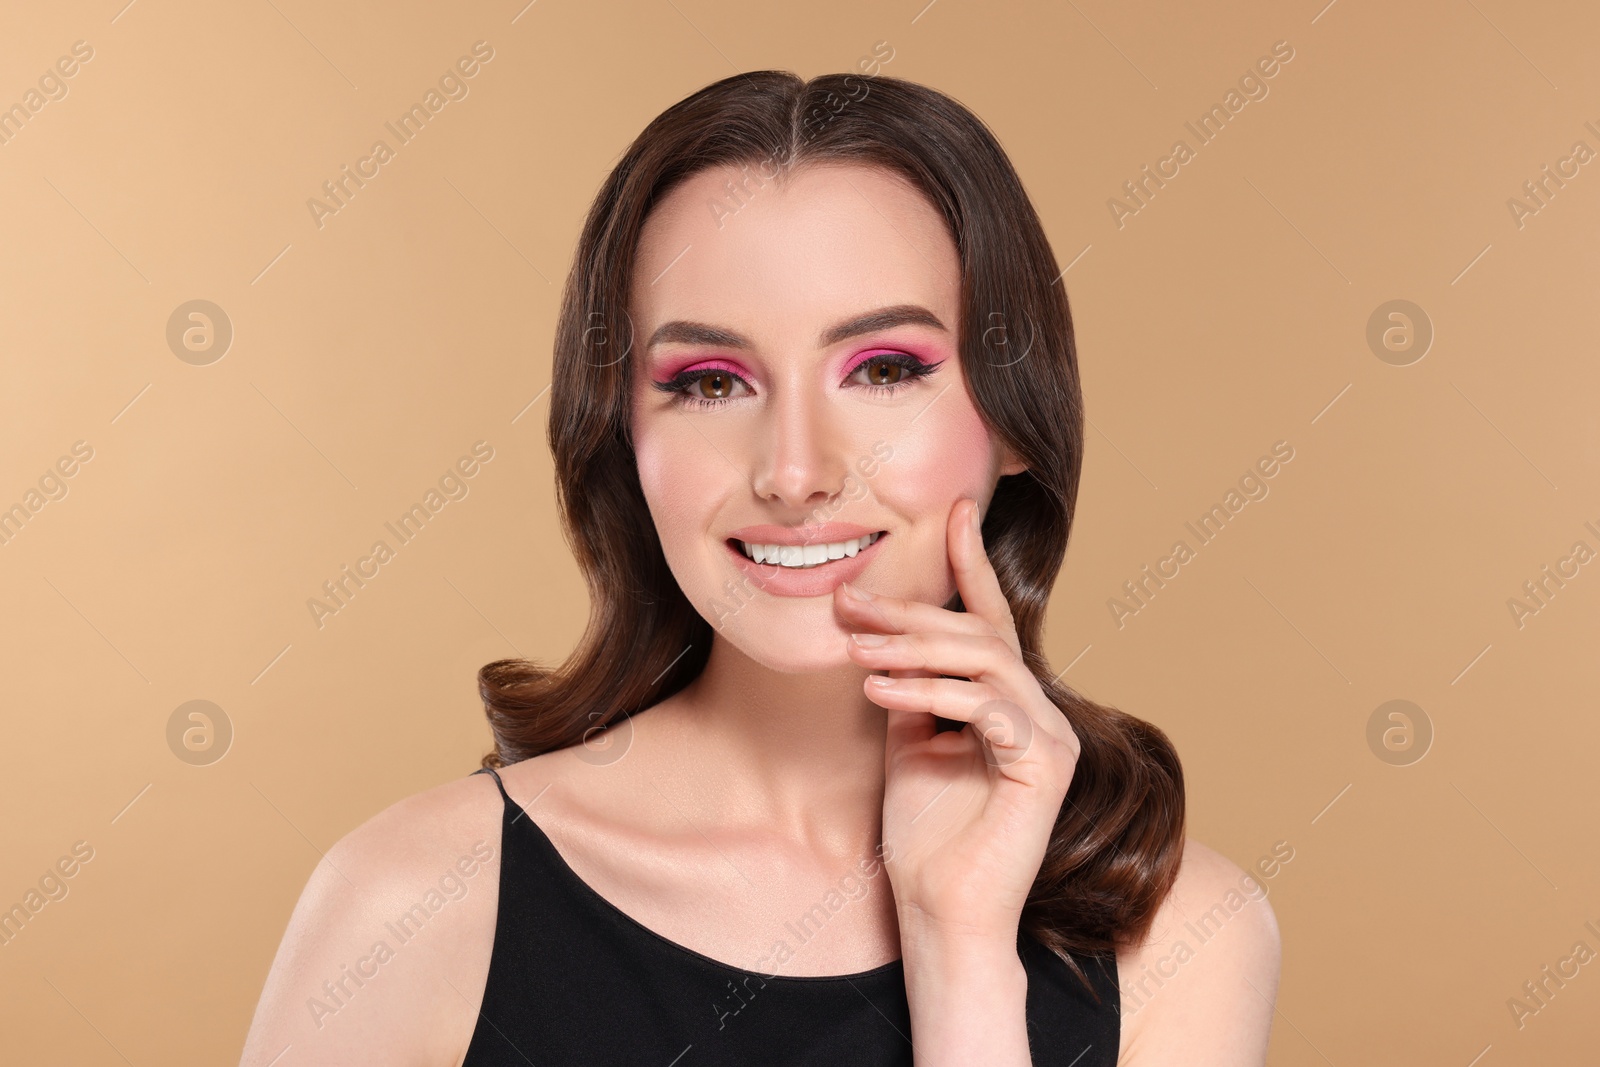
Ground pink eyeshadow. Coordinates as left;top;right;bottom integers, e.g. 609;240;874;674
651;356;751;384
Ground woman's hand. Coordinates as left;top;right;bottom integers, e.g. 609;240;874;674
835;497;1081;947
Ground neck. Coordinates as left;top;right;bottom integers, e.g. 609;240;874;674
663;632;889;847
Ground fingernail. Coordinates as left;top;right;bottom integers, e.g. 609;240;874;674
842;582;873;601
971;501;983;533
866;674;896;687
851;632;889;647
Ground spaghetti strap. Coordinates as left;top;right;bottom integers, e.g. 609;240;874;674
472;765;510;803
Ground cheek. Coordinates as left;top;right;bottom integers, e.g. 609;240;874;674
867;400;995;609
632;412;735;572
878;401;997;510
633;429;696;546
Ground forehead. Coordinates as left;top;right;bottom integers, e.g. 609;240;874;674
629;162;960;344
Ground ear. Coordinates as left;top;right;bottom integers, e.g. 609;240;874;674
998;443;1028;478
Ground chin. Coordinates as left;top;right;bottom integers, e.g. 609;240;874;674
711;601;859;674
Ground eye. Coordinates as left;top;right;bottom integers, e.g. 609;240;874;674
682;369;745;401
653;366;752;408
847;352;943;393
860;360;906;386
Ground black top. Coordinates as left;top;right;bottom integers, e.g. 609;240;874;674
461;766;1121;1065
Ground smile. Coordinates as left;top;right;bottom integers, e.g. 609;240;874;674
734;531;883;569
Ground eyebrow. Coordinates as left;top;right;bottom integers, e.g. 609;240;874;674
645;303;948;352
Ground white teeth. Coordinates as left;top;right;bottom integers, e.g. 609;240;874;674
739;532;881;568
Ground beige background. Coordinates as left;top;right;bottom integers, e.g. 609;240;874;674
2;0;1597;1063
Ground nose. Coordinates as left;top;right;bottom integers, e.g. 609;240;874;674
749;377;850;511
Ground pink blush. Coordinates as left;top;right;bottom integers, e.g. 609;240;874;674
890;390;1000;501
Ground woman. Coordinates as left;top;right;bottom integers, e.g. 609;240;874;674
242;71;1280;1065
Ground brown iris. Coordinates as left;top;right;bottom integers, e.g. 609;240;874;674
862;360;905;386
694;372;736;399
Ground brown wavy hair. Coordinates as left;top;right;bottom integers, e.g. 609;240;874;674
478;70;1185;994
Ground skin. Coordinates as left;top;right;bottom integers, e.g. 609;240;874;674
239;163;1281;1066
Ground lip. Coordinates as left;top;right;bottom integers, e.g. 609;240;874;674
726;522;881;547
723;529;888;598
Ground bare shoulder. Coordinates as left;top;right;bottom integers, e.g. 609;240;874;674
238;770;509;1067
1115;838;1283;1066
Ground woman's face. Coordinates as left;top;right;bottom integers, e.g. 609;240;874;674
629;161;1025;673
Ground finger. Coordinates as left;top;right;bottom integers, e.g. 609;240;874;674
949;499;1021;655
878;699;936;753
849;631;1076;745
866;676;1079;781
865;673;1006;721
834;581;993;639
847;630;1026;685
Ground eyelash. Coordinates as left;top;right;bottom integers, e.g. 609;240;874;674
654;352;943;409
